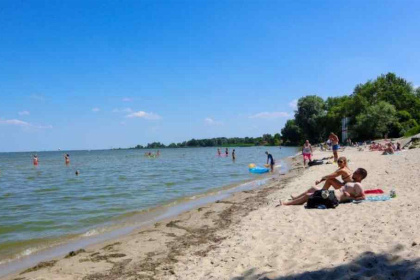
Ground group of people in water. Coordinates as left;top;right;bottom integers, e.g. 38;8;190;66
32;154;79;175
32;154;71;166
217;148;275;172
217;148;236;160
144;150;160;157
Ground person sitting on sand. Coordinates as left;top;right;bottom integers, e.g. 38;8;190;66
382;143;394;155
281;168;367;206
313;157;353;190
302;140;313;167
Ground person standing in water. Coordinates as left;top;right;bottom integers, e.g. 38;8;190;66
217;148;221;156
232;149;236;161
329;132;340;162
33;155;38;166
265;151;275;172
64;154;70;165
225;148;229;156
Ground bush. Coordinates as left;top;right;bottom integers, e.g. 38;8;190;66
404;125;420;137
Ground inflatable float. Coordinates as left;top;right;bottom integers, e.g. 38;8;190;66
248;164;269;174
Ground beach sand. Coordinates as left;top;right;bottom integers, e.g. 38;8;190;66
2;147;420;280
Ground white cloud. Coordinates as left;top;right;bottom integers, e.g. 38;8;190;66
112;108;132;113
92;108;100;112
204;117;223;125
0;119;52;129
122;97;133;102
249;112;290;119
126;111;161;120
0;119;30;126
18;111;30;116
288;99;298;110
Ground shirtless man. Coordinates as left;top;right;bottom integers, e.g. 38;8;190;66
281;168;367;206
329;132;340;162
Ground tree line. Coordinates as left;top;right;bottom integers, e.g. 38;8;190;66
281;73;420;145
133;133;282;149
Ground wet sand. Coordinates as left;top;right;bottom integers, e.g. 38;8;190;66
2;147;420;280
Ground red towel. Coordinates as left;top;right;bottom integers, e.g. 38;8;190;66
364;189;384;194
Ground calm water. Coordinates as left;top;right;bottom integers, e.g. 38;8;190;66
0;146;298;263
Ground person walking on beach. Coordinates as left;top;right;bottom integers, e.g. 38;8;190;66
232;149;236;161
329;132;340;162
265;151;275;172
280;168;367;206
302;140;313;167
33;155;38;166
64;154;70;165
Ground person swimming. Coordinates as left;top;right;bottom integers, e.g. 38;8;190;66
33;155;38;166
64;154;70;165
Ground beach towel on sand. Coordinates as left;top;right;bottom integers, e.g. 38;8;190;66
353;195;391;203
364;189;384;194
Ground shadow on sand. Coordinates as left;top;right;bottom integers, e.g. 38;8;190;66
231;249;420;280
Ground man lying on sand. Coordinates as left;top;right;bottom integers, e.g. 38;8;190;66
280;168;367;206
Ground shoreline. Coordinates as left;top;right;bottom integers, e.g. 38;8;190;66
0;157;297;278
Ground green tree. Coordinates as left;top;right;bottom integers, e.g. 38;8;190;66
281;119;302;145
354;101;397;139
294;95;326;143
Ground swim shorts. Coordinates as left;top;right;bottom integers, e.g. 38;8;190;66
303;153;312;161
332;144;340;151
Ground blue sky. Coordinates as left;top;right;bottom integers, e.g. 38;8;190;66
1;0;419;152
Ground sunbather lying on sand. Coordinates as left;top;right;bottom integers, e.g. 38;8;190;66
280;168;367;206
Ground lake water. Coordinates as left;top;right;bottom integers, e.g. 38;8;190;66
0;146;298;265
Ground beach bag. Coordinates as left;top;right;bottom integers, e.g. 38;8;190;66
308;160;323;166
306;190;339;209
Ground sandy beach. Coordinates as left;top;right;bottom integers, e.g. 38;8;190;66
3;146;420;280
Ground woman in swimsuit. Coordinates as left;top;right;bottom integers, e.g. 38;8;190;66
302;140;313;167
315;157;352;190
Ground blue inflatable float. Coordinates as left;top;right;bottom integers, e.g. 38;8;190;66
249;167;269;174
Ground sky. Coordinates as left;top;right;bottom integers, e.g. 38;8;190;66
1;0;419;152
